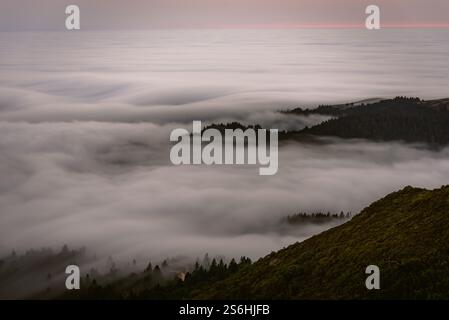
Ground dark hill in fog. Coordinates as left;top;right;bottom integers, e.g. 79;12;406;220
283;97;449;147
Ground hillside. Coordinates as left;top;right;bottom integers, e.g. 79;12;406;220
192;185;449;299
283;97;449;147
62;185;449;299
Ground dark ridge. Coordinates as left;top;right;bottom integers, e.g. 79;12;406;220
281;97;449;147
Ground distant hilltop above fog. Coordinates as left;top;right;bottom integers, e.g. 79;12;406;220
281;97;449;147
198;97;449;147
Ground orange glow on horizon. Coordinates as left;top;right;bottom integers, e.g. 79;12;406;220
216;23;449;29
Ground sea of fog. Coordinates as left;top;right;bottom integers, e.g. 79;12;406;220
0;29;449;263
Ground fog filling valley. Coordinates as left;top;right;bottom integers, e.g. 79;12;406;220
1;29;449;265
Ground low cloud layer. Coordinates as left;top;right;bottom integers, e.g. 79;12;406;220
1;29;449;263
2;120;449;262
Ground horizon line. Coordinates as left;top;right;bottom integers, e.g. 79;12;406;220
2;23;449;32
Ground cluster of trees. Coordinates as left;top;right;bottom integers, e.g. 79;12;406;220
62;254;253;300
1;245;254;299
201;122;262;134
284;104;345;117
284;212;352;225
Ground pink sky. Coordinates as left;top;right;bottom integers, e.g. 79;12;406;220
1;0;448;30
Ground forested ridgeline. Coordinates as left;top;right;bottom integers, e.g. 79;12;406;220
194;97;449;147
282;97;449;146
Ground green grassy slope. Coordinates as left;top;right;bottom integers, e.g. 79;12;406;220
193;186;449;299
